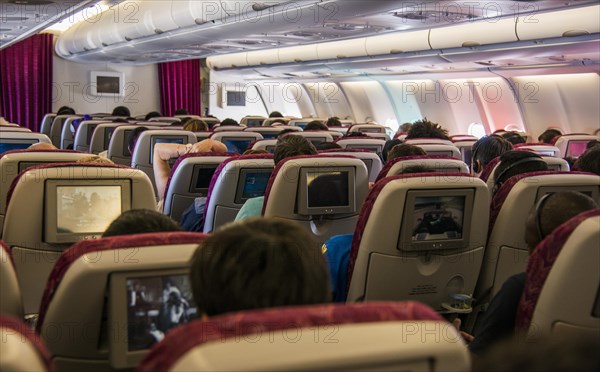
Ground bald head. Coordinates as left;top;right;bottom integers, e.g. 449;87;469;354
525;191;598;250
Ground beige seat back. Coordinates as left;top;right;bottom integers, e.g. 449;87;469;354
554;134;599;158
1;315;52;371
0;241;22;318
72;120;110;152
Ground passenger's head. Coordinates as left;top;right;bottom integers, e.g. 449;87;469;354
128;126;149;154
382;139;402;162
220;118;239;127
524;191;598;251
273;135;317;165
183;119;208;132
387;144;426;162
76;155;114;165
398;122;412;133
586;140;600;151
268;111;283;118
242;149;269;155
315;142;342;151
575;145;600;175
326;117;341;127
190;218;330;317
304;120;328;131
102;209;181;237
174;108;188;115
57;106;76;115
112;106;131;117
493;150;548;192
144;111;161;121
406;119;449;140
28;142;57;150
538;129;562;144
501;131;526;145
471;135;513;174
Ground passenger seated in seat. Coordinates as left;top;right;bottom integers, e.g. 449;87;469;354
145;111;161;121
304;120;328;131
103;209;181;237
471;135;512;176
387;143;426;161
574;145;600;175
465;191;598;355
190;218;330;316
492;151;548;193
28;142;57;150
234;135;317;221
382;139;402;162
405;119;450;140
501;131;526;145
538;129;562;144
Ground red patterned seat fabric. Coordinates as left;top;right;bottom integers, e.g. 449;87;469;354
375;155;459;183
138;301;442;372
478;156;500;182
0;315;54;371
36;232;206;332
346;172;473;296
515;208;600;331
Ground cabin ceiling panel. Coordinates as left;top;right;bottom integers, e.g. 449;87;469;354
47;0;598;64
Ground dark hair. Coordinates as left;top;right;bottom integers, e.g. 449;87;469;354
538;129;562;144
382;139;402;162
326;117;341;127
387;144;426;161
315;142;342;151
102;209;181;237
494;150;548;189
575;146;600;175
273;135;317;165
242;149;269;155
174;108;188;115
268;111;283;118
405;119;449;140
112;118;129;123
57;106;76;115
220;118;239;127
472;135;513;173
586;140;600;150
128;126;149;154
536;191;598;240
398;123;412;133
190;218;330;316
304;120;328;131
501;131;526;145
112;106;131;117
144;111;161;121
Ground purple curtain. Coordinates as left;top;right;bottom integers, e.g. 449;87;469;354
158;60;201;117
0;33;54;132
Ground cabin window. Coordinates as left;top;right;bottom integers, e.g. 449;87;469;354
468;123;486;139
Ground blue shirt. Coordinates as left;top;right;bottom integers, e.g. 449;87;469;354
322;234;353;302
235;196;264;221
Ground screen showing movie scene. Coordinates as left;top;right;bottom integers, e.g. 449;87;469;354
97;76;120;94
411;196;465;241
56;186;122;234
241;171;271;199
567;141;589;158
246;119;263;127
0;142;34;154
224;139;252;154
307;171;349;208
126;274;197;351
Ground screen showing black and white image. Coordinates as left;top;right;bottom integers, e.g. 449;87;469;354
126;275;197;351
56;186;121;234
307;171;349;208
411;196;465;241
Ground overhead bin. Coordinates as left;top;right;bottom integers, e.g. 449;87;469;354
316;38;367;60
207;52;249;70
246;48;281;66
517;5;600;40
365;30;430;56
90;7;127;47
279;44;319;64
429;17;517;49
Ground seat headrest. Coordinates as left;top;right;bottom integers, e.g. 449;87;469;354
139;301;442;372
376;155;461;183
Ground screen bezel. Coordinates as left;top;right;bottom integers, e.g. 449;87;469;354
234;168;273;204
189;164;219;194
108;268;193;370
44;179;131;244
397;189;474;252
296;166;357;216
149;136;188;163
